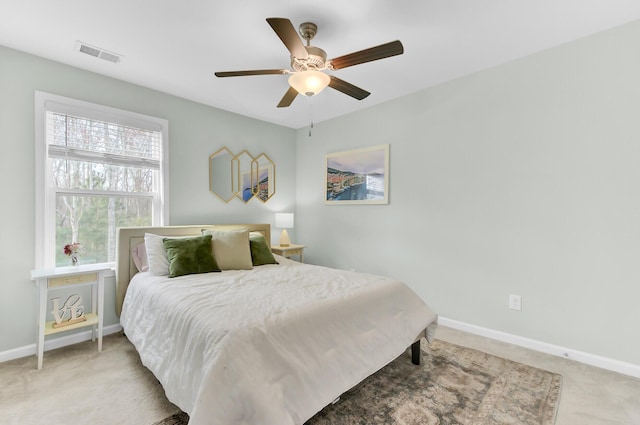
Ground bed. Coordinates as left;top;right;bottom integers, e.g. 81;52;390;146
116;224;437;425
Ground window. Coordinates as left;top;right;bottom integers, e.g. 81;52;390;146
35;92;169;268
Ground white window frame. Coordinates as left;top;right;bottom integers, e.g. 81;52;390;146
34;91;169;269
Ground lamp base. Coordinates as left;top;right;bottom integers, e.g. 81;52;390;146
279;229;291;247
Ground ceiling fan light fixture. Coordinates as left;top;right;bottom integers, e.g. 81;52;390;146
288;70;330;97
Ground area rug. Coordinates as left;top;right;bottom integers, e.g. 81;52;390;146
153;339;562;425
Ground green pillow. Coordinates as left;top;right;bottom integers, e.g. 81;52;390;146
249;232;278;266
163;235;220;278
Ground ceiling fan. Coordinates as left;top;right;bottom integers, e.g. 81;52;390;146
215;18;404;108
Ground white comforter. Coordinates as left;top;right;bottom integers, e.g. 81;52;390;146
120;256;437;425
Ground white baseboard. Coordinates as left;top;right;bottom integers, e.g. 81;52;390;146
4;318;639;379
0;324;123;364
438;316;640;379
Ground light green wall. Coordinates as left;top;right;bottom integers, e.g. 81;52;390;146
3;19;640;367
296;20;640;366
0;46;296;352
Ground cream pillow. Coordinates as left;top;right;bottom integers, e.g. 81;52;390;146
204;229;253;270
144;233;189;275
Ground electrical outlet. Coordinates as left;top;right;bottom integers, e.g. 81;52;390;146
509;294;522;311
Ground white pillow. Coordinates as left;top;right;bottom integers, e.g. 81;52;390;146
144;233;189;275
204;229;252;270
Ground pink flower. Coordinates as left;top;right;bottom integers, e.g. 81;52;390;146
63;243;81;256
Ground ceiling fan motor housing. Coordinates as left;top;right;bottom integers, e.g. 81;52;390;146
291;45;327;71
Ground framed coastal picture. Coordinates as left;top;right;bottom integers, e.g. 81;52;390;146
325;144;389;205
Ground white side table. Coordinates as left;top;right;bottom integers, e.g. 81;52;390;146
271;244;306;263
30;264;111;370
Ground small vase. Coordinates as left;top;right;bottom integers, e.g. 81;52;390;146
71;255;78;266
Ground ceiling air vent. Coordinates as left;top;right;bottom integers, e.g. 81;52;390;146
75;41;122;63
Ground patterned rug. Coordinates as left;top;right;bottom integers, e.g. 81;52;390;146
153;339;562;425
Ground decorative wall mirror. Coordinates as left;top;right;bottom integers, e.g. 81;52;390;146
209;147;236;203
252;153;276;203
232;150;255;203
209;148;276;204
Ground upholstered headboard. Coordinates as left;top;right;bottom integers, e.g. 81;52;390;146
115;224;271;316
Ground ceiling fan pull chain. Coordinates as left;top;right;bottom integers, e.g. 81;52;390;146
308;99;314;137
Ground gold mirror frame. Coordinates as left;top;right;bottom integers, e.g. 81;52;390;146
252;153;276;203
209;148;276;204
208;147;236;203
232;150;255;203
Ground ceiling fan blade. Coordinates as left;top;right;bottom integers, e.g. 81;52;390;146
266;18;309;60
329;40;404;70
215;69;288;77
328;76;370;100
277;87;298;108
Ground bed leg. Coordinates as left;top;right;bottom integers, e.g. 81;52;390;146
411;340;420;365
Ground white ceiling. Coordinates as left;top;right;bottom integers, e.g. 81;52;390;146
2;1;640;129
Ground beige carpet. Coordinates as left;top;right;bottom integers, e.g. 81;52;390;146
154;339;562;425
0;333;178;425
1;333;561;425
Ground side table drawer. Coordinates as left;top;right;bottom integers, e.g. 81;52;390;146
49;272;98;288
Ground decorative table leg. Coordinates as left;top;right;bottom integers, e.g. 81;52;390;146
37;280;47;370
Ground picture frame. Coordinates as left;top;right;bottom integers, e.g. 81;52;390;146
325;144;389;205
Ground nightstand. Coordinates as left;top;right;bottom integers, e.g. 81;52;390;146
271;244;306;263
30;264;111;369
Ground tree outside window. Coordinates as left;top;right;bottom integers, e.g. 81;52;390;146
36;92;167;268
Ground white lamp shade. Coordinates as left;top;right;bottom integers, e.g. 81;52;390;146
275;213;294;229
288;71;330;97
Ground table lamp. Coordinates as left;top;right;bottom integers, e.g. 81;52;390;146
275;213;294;247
